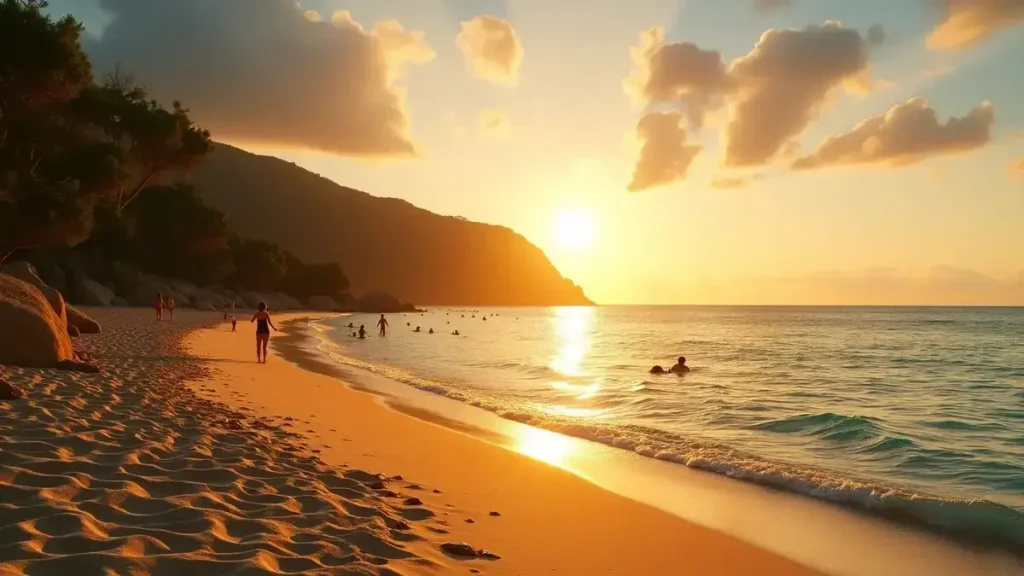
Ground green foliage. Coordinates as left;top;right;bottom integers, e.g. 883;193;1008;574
0;0;210;263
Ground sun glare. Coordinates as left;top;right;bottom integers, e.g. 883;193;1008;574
553;209;595;251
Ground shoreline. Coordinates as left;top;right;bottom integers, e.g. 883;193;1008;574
184;312;822;575
280;314;1024;576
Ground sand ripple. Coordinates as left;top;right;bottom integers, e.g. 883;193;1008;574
1;310;447;575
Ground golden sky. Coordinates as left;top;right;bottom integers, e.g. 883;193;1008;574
54;0;1024;305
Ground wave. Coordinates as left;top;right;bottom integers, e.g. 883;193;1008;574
306;319;1024;550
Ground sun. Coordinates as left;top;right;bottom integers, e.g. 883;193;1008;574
553;209;595;251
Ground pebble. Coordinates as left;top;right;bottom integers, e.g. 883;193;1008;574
404;497;423;506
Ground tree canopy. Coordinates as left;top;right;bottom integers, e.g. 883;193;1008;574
0;0;210;263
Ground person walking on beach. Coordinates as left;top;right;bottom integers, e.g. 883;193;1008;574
251;302;277;363
155;292;164;321
166;296;176;321
377;314;388;336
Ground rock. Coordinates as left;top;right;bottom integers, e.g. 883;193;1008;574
239;290;266;309
72;276;115;306
307;295;340;312
166;279;200;300
66;305;101;334
403;497;423;506
1;380;26;400
111;296;129;307
393;520;411;531
335;292;357;311
193;288;230;308
67;323;80;337
192;300;217;311
125;278;172;307
56;359;100;373
357;292;403;313
489;511;501;517
464;518;475;524
0;273;76;367
440;543;499;560
271;291;303;310
1;261;69;329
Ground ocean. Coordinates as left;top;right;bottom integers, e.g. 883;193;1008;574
312;306;1024;548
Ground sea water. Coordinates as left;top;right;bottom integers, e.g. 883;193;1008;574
318;306;1024;548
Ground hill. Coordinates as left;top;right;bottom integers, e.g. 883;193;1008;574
185;144;592;306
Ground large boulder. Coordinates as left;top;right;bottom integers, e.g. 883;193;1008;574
66;305;101;334
167;279;200;300
125;278;172;307
271;292;303;310
111;296;129;307
240;290;266;309
193;288;230;308
0;273;75;367
1;261;68;328
72;276;115;307
307;295;340;311
357;292;404;313
336;292;357;311
192;300;217;311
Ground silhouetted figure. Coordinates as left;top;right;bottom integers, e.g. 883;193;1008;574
414;326;421;332
452;330;460;336
670;356;690;374
649;365;666;374
251;302;277;364
358;325;366;339
429;328;434;334
155;293;163;321
377;314;388;336
483;317;486;321
166;296;176;321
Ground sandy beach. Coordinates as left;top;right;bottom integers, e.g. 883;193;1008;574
0;308;819;575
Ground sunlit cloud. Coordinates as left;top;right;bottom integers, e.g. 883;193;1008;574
793;98;994;169
84;0;435;156
456;15;523;85
928;0;1024;50
626;21;882;173
628;111;702;192
710;176;747;189
478;109;510;137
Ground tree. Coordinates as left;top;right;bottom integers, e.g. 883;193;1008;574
231;239;287;292
126;184;233;285
281;252;349;299
0;0;210;264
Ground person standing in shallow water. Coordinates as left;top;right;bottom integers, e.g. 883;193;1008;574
251;302;277;363
377;314;388;336
154;293;163;321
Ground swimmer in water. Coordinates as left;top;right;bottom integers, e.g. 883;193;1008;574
358;325;367;339
670;356;690;374
649;365;666;374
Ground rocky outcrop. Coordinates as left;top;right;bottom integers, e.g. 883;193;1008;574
357;292;403;313
2;261;68;328
0;273;76;368
112;296;129;307
67;305;101;334
166;279;200;301
73;277;115;306
307;295;339;312
192;300;217;311
239;290;266;309
270;292;303;310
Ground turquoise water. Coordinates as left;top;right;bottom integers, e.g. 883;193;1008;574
317;306;1024;548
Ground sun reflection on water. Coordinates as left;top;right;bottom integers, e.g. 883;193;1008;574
514;426;575;467
549;306;595;379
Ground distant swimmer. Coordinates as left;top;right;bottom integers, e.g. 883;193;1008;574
358;324;367;339
414;326;421;332
429;328;434;334
452;330;460;336
670;356;690;374
649;365;666;374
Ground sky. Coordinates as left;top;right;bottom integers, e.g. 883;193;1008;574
46;0;1024;305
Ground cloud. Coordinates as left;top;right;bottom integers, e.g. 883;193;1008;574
626;27;730;130
792;97;994;169
710;176;747;189
456;15;523;85
628;22;880;169
83;0;434;157
478;109;510;137
928;0;1024;50
628;112;702;192
752;0;793;14
725;22;876;166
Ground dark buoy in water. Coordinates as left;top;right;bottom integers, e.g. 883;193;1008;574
649;365;666;374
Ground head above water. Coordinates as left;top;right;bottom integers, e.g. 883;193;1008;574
678;356;686;365
258;302;267;312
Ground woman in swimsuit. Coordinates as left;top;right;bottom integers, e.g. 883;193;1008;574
250;302;277;363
